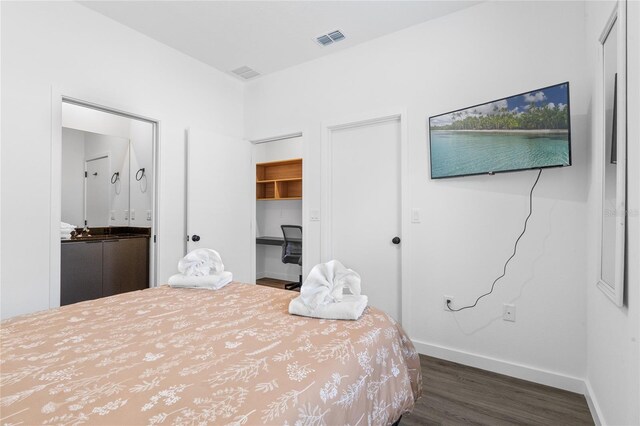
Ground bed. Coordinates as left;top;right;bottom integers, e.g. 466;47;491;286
0;283;421;425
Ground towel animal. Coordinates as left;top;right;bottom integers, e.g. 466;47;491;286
178;248;224;277
299;260;361;310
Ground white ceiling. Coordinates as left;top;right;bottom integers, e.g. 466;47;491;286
80;1;480;81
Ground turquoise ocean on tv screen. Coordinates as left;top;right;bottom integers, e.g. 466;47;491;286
430;131;570;178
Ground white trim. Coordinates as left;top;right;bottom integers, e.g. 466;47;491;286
251;132;303;145
249;130;306;284
51;89;161;306
150;120;160;287
412;339;586;394
320;108;409;327
599;3;618;44
184;128;190;256
584;380;604;426
249;141;256;283
596;1;627;307
50;88;62;309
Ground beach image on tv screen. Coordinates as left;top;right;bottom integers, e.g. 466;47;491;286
429;83;571;179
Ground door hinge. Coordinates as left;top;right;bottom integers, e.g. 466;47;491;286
153;235;157;243
84;171;87;178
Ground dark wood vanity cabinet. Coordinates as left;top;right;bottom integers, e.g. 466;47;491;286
61;237;149;306
103;238;149;296
61;241;103;306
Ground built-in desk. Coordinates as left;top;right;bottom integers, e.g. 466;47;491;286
256;236;301;246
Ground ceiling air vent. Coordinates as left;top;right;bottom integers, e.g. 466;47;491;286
315;30;346;47
231;66;260;80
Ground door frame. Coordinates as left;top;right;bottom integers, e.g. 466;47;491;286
50;90;160;309
249;131;306;284
321;108;410;325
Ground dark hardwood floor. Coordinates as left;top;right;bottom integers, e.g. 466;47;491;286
401;354;594;426
254;282;592;424
256;277;299;291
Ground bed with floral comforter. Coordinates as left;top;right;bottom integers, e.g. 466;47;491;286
0;283;421;425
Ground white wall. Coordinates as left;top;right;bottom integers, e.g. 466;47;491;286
61;128;85;226
129;120;154;227
0;1;247;319
253;137;303;163
245;1;591;390
62;102;132;138
584;1;640;424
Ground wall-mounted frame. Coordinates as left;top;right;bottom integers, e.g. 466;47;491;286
597;2;627;307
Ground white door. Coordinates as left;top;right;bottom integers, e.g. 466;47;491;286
329;118;401;321
85;156;110;227
186;128;252;282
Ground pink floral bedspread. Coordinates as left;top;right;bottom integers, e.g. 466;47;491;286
0;283;421;425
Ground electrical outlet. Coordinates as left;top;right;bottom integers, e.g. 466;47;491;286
503;303;516;322
443;295;454;311
130;209;135;220
124;210;129;220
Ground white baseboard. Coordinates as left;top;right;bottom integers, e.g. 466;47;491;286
583;380;604;426
412;339;585;394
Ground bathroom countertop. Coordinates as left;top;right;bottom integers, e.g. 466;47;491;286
61;227;151;243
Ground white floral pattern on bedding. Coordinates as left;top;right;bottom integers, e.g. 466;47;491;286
0;283;421;425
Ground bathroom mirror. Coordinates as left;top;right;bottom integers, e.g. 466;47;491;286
61;103;154;228
597;3;626;307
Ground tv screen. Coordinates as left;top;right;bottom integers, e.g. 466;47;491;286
429;82;572;179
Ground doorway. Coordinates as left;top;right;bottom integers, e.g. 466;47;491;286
85;155;110;226
323;113;406;322
251;134;303;290
51;96;159;308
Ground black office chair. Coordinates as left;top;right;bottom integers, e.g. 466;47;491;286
281;225;302;291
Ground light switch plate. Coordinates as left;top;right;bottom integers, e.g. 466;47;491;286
411;208;421;223
146;210;152;221
124;210;129;220
130;209;135;220
110;210;115;220
310;210;320;221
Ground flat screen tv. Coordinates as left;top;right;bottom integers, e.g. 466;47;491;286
429;82;572;179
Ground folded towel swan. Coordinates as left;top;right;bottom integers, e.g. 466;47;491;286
178;248;223;277
169;249;232;290
299;259;361;309
289;260;367;320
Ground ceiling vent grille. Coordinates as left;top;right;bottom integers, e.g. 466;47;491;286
315;30;346;47
231;66;260;80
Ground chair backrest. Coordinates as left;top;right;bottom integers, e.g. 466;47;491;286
281;225;302;264
281;225;302;243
